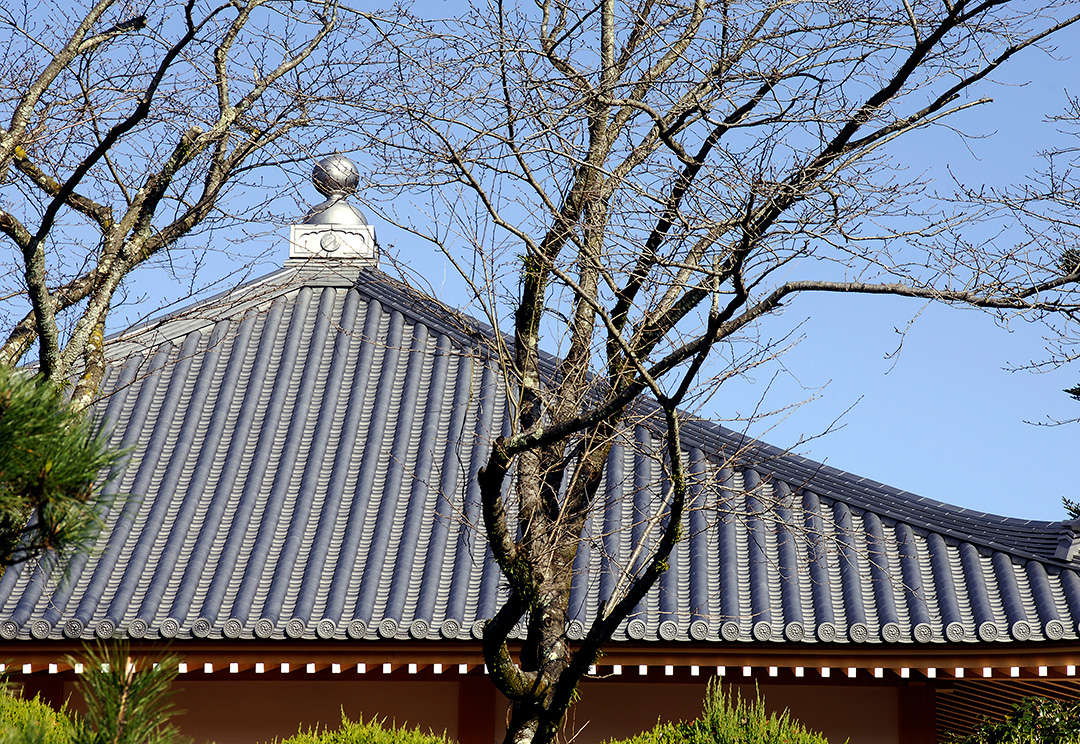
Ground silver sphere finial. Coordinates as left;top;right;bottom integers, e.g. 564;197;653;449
303;155;367;226
291;154;375;262
312;155;360;197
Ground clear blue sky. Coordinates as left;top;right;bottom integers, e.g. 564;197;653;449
686;34;1080;522
81;4;1080;523
361;12;1079;523
339;13;1076;523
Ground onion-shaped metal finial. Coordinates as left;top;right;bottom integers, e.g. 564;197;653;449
304;155;367;225
312;155;360;197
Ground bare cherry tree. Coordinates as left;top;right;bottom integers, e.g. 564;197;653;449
352;1;1080;742
0;0;370;406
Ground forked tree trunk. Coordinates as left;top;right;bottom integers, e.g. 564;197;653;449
482;409;690;744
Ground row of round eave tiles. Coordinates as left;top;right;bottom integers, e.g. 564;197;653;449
1;616;1068;643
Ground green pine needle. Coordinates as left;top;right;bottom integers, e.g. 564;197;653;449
0;367;128;567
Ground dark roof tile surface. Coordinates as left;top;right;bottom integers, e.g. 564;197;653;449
0;264;1076;646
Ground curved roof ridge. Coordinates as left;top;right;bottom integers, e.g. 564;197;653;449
103;265;490;360
338;267;1080;567
676;412;1076;566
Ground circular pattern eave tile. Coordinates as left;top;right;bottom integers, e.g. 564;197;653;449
63;619;85;639
439;619;460;640
254;618;276;640
378;619;399;639
945;622;966;643
881;622;902;643
408;620;429;640
222;618;244;639
626;619;647;640
159;618;180;639
286;619;307;639
127;618;147;639
912;623;933;643
978;622;999;642
1010;621;1031;641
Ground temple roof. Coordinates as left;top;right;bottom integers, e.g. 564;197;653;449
1;263;1078;647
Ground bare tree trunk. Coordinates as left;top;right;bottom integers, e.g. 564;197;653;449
354;0;1080;714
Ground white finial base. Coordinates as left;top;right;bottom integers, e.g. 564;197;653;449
289;223;376;263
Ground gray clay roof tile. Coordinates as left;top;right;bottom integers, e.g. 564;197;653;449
0;264;1078;646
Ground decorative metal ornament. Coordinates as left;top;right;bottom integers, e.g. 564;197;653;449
312;155;359;197
290;155;375;261
304;156;368;226
320;232;343;252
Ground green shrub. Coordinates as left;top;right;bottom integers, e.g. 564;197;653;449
607;681;832;744
0;687;73;744
945;696;1080;744
267;715;454;744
